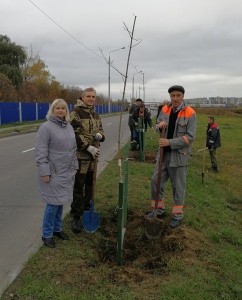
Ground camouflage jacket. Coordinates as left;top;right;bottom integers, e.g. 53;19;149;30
70;100;105;160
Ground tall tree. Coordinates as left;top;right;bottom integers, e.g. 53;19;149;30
0;72;18;101
0;35;26;87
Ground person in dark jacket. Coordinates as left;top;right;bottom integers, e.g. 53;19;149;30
131;103;154;150
35;99;79;248
156;100;169;122
70;87;105;233
206;116;221;172
128;98;142;148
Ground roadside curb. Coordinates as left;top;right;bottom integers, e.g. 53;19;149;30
0;127;39;139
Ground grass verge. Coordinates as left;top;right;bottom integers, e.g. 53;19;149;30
1;108;242;300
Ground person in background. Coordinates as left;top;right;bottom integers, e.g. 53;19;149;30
128;98;142;149
35;99;78;248
131;103;154;150
206;116;221;173
147;85;196;228
70;87;105;233
156;99;169;122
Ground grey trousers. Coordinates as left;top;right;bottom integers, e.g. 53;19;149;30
151;151;188;220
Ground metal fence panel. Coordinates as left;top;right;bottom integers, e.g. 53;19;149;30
0;102;19;124
37;103;49;120
21;103;36;122
0;102;122;125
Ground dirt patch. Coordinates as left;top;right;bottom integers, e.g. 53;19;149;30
125;150;157;163
97;210;211;278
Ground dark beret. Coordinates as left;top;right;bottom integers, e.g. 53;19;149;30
136;98;142;102
168;85;185;94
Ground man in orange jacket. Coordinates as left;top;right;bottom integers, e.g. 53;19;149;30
147;85;196;228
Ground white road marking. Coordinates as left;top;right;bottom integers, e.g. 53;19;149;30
22;148;35;153
106;123;112;126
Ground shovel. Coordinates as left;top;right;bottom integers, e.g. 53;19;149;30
145;128;165;240
82;145;100;233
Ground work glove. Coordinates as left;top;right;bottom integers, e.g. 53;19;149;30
209;146;214;152
95;133;103;141
87;145;100;159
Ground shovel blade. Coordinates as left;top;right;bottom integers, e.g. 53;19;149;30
82;202;100;233
145;218;163;240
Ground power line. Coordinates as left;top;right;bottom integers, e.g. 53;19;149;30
28;0;104;60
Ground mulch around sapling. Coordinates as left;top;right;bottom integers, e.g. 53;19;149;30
59;207;215;297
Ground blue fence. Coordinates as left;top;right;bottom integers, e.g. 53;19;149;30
0;102;123;125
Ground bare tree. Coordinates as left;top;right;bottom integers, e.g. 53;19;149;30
99;15;141;152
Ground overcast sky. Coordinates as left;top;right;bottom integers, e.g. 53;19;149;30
1;0;242;102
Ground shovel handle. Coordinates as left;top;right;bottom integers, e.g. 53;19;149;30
154;127;165;212
91;140;99;202
202;136;206;184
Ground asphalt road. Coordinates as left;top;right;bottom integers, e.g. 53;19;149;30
0;113;130;297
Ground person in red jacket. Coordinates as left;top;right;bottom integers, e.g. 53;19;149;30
206;116;221;173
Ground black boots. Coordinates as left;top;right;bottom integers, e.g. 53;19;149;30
71;218;81;233
42;231;69;248
42;237;55;248
212;166;218;173
53;231;69;240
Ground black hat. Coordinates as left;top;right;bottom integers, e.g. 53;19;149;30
168;85;185;94
136;98;142;102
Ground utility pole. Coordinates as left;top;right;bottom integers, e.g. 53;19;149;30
139;71;145;101
133;71;145;101
139;85;141;98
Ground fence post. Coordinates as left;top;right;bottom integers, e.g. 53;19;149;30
19;102;22;122
123;144;129;227
36;103;38;121
117;179;124;266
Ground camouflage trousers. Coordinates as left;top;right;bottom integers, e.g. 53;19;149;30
71;159;94;219
209;148;217;167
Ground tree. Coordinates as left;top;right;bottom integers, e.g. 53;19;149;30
0;35;26;87
0;72;18;101
99;15;141;152
23;58;52;83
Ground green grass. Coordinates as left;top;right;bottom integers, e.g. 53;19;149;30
1;108;242;300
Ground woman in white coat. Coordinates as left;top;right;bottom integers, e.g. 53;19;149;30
35;99;78;248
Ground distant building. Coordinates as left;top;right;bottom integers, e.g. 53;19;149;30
186;97;242;107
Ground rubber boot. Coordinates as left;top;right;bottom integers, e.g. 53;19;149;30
131;140;137;151
212;166;218;173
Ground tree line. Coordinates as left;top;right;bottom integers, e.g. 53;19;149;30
0;35;128;106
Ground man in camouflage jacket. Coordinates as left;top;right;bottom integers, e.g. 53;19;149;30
70;87;105;233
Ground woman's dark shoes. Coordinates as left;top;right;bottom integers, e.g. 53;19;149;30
53;231;69;240
42;237;55;248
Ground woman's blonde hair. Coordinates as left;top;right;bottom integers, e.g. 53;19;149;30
46;99;70;121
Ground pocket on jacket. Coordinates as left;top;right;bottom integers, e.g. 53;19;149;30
176;148;190;166
177;123;187;133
